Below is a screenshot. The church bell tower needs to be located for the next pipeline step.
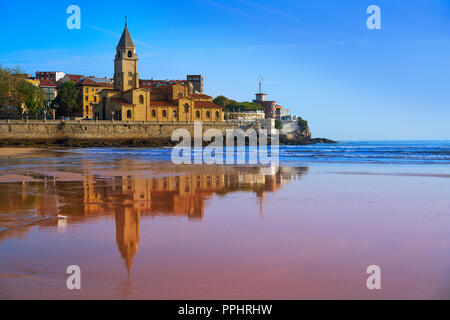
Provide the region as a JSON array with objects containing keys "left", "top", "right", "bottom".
[{"left": 114, "top": 21, "right": 139, "bottom": 92}]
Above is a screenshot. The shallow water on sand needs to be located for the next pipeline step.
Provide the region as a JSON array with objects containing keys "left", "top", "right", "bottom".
[{"left": 0, "top": 147, "right": 449, "bottom": 299}]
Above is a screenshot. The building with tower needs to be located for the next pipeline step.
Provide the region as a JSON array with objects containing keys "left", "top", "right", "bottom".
[
  {"left": 94, "top": 22, "right": 224, "bottom": 122},
  {"left": 253, "top": 78, "right": 291, "bottom": 120}
]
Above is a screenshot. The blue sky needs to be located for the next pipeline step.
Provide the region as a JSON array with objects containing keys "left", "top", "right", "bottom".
[{"left": 1, "top": 0, "right": 449, "bottom": 140}]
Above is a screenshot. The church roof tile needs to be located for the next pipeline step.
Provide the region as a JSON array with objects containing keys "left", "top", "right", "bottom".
[{"left": 117, "top": 24, "right": 135, "bottom": 48}]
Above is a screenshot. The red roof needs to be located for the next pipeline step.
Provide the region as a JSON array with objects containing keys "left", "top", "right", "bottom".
[
  {"left": 66, "top": 74, "right": 84, "bottom": 81},
  {"left": 150, "top": 100, "right": 176, "bottom": 107},
  {"left": 190, "top": 94, "right": 212, "bottom": 99},
  {"left": 77, "top": 78, "right": 113, "bottom": 87},
  {"left": 39, "top": 80, "right": 56, "bottom": 87},
  {"left": 112, "top": 98, "right": 135, "bottom": 106},
  {"left": 194, "top": 101, "right": 222, "bottom": 109}
]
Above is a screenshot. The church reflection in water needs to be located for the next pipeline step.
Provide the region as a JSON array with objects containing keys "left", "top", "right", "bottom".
[{"left": 0, "top": 165, "right": 308, "bottom": 273}]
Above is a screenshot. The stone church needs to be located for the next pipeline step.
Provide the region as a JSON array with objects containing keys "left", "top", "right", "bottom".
[{"left": 94, "top": 23, "right": 224, "bottom": 122}]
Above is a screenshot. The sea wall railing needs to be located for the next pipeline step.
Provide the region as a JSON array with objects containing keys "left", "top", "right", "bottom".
[{"left": 0, "top": 119, "right": 242, "bottom": 125}]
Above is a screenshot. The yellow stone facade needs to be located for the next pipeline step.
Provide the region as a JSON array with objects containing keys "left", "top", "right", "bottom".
[
  {"left": 25, "top": 79, "right": 40, "bottom": 87},
  {"left": 94, "top": 23, "right": 224, "bottom": 122},
  {"left": 78, "top": 80, "right": 113, "bottom": 119}
]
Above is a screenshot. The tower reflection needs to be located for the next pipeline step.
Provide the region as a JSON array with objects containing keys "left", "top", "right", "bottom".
[
  {"left": 115, "top": 207, "right": 140, "bottom": 274},
  {"left": 0, "top": 165, "right": 308, "bottom": 273}
]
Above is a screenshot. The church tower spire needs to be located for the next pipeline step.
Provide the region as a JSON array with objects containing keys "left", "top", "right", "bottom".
[{"left": 114, "top": 21, "right": 139, "bottom": 92}]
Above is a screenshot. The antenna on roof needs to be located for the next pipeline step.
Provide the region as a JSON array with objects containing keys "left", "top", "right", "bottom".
[
  {"left": 258, "top": 75, "right": 264, "bottom": 94},
  {"left": 125, "top": 16, "right": 127, "bottom": 26}
]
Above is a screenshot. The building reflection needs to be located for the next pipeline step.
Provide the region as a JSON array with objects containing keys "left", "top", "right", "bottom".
[{"left": 0, "top": 165, "right": 308, "bottom": 273}]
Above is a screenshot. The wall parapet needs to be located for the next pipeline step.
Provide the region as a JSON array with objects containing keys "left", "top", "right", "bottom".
[{"left": 0, "top": 121, "right": 240, "bottom": 146}]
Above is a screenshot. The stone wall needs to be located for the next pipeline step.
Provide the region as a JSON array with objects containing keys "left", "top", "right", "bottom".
[
  {"left": 0, "top": 120, "right": 240, "bottom": 146},
  {"left": 280, "top": 120, "right": 300, "bottom": 134}
]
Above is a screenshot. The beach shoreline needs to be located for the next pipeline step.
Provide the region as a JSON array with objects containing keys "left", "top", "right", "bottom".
[
  {"left": 0, "top": 137, "right": 337, "bottom": 148},
  {"left": 0, "top": 148, "right": 40, "bottom": 158}
]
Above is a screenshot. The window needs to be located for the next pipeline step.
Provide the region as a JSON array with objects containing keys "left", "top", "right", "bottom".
[
  {"left": 139, "top": 95, "right": 144, "bottom": 104},
  {"left": 206, "top": 111, "right": 211, "bottom": 118},
  {"left": 86, "top": 106, "right": 89, "bottom": 114},
  {"left": 128, "top": 72, "right": 133, "bottom": 77},
  {"left": 178, "top": 93, "right": 183, "bottom": 98},
  {"left": 85, "top": 96, "right": 89, "bottom": 101},
  {"left": 162, "top": 110, "right": 167, "bottom": 117},
  {"left": 85, "top": 88, "right": 89, "bottom": 93},
  {"left": 127, "top": 110, "right": 132, "bottom": 119},
  {"left": 94, "top": 96, "right": 97, "bottom": 102},
  {"left": 216, "top": 111, "right": 220, "bottom": 119},
  {"left": 128, "top": 50, "right": 132, "bottom": 57},
  {"left": 184, "top": 104, "right": 190, "bottom": 113},
  {"left": 151, "top": 110, "right": 156, "bottom": 117},
  {"left": 173, "top": 110, "right": 177, "bottom": 117},
  {"left": 196, "top": 111, "right": 200, "bottom": 118}
]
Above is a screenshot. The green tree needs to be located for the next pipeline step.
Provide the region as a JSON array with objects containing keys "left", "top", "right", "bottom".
[
  {"left": 0, "top": 65, "right": 27, "bottom": 117},
  {"left": 275, "top": 120, "right": 283, "bottom": 130},
  {"left": 16, "top": 80, "right": 42, "bottom": 118},
  {"left": 0, "top": 66, "right": 11, "bottom": 110},
  {"left": 213, "top": 95, "right": 231, "bottom": 108},
  {"left": 214, "top": 95, "right": 264, "bottom": 112},
  {"left": 51, "top": 81, "right": 82, "bottom": 118},
  {"left": 297, "top": 117, "right": 308, "bottom": 129}
]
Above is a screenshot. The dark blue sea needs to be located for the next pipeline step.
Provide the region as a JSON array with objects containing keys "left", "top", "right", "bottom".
[{"left": 68, "top": 141, "right": 450, "bottom": 165}]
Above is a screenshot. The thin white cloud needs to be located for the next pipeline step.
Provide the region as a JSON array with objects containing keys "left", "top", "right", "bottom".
[{"left": 85, "top": 24, "right": 121, "bottom": 38}]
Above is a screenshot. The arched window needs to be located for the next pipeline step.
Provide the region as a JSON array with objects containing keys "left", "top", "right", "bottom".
[
  {"left": 184, "top": 104, "right": 190, "bottom": 113},
  {"left": 173, "top": 110, "right": 177, "bottom": 117},
  {"left": 139, "top": 95, "right": 144, "bottom": 104},
  {"left": 128, "top": 50, "right": 132, "bottom": 57},
  {"left": 206, "top": 111, "right": 211, "bottom": 118},
  {"left": 151, "top": 110, "right": 156, "bottom": 117},
  {"left": 196, "top": 111, "right": 200, "bottom": 118},
  {"left": 162, "top": 110, "right": 167, "bottom": 117},
  {"left": 215, "top": 111, "right": 220, "bottom": 119},
  {"left": 127, "top": 110, "right": 132, "bottom": 119}
]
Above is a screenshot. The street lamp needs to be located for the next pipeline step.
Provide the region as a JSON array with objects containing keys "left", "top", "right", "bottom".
[{"left": 43, "top": 109, "right": 47, "bottom": 123}]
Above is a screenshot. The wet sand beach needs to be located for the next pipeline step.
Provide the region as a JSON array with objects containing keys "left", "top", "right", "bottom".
[
  {"left": 0, "top": 145, "right": 449, "bottom": 300},
  {"left": 0, "top": 148, "right": 39, "bottom": 158}
]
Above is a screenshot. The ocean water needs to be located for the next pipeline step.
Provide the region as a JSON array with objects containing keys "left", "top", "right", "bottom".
[
  {"left": 280, "top": 141, "right": 450, "bottom": 164},
  {"left": 67, "top": 141, "right": 450, "bottom": 165},
  {"left": 1, "top": 141, "right": 450, "bottom": 299}
]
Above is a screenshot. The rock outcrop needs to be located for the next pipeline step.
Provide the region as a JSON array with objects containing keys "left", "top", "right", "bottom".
[{"left": 278, "top": 122, "right": 336, "bottom": 145}]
